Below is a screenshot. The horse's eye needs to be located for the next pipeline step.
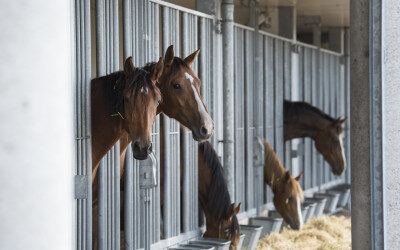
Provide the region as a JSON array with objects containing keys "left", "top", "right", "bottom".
[
  {"left": 157, "top": 98, "right": 161, "bottom": 105},
  {"left": 336, "top": 126, "right": 342, "bottom": 133},
  {"left": 288, "top": 197, "right": 294, "bottom": 203},
  {"left": 173, "top": 83, "right": 181, "bottom": 89}
]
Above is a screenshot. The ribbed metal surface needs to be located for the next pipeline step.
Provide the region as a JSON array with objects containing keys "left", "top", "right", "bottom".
[
  {"left": 122, "top": 1, "right": 161, "bottom": 248},
  {"left": 303, "top": 47, "right": 312, "bottom": 190},
  {"left": 181, "top": 12, "right": 199, "bottom": 233},
  {"left": 283, "top": 42, "right": 292, "bottom": 174},
  {"left": 233, "top": 26, "right": 246, "bottom": 208},
  {"left": 96, "top": 0, "right": 120, "bottom": 249},
  {"left": 274, "top": 40, "right": 284, "bottom": 162},
  {"left": 161, "top": 5, "right": 181, "bottom": 239},
  {"left": 73, "top": 0, "right": 92, "bottom": 249},
  {"left": 263, "top": 36, "right": 274, "bottom": 205}
]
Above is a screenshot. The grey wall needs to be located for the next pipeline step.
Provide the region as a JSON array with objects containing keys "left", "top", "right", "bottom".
[{"left": 0, "top": 1, "right": 74, "bottom": 249}]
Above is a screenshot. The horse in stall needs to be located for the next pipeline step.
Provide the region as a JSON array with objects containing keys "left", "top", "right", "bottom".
[
  {"left": 198, "top": 141, "right": 241, "bottom": 249},
  {"left": 284, "top": 100, "right": 347, "bottom": 175},
  {"left": 119, "top": 45, "right": 214, "bottom": 174},
  {"left": 263, "top": 138, "right": 304, "bottom": 230},
  {"left": 91, "top": 56, "right": 163, "bottom": 245}
]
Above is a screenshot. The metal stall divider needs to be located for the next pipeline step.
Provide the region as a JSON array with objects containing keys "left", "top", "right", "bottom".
[
  {"left": 283, "top": 41, "right": 292, "bottom": 173},
  {"left": 274, "top": 39, "right": 284, "bottom": 168},
  {"left": 253, "top": 32, "right": 265, "bottom": 214},
  {"left": 310, "top": 48, "right": 318, "bottom": 189},
  {"left": 161, "top": 4, "right": 181, "bottom": 240},
  {"left": 263, "top": 35, "right": 275, "bottom": 206},
  {"left": 303, "top": 47, "right": 312, "bottom": 190},
  {"left": 296, "top": 45, "right": 305, "bottom": 186},
  {"left": 96, "top": 0, "right": 120, "bottom": 248},
  {"left": 233, "top": 24, "right": 246, "bottom": 215},
  {"left": 73, "top": 0, "right": 92, "bottom": 249},
  {"left": 181, "top": 11, "right": 199, "bottom": 234},
  {"left": 244, "top": 27, "right": 255, "bottom": 214},
  {"left": 123, "top": 0, "right": 161, "bottom": 248}
]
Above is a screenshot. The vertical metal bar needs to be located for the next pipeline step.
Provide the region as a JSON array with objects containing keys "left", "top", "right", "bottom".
[
  {"left": 222, "top": 0, "right": 235, "bottom": 200},
  {"left": 96, "top": 0, "right": 120, "bottom": 249},
  {"left": 74, "top": 0, "right": 92, "bottom": 249},
  {"left": 303, "top": 48, "right": 312, "bottom": 190},
  {"left": 311, "top": 49, "right": 318, "bottom": 188},
  {"left": 283, "top": 42, "right": 292, "bottom": 174},
  {"left": 274, "top": 40, "right": 284, "bottom": 163}
]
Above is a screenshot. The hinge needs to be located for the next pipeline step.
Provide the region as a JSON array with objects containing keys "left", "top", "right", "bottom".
[
  {"left": 74, "top": 175, "right": 88, "bottom": 199},
  {"left": 291, "top": 44, "right": 300, "bottom": 53}
]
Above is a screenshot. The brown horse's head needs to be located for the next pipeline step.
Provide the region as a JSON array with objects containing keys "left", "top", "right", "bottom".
[
  {"left": 272, "top": 171, "right": 304, "bottom": 230},
  {"left": 157, "top": 45, "right": 214, "bottom": 141},
  {"left": 314, "top": 117, "right": 347, "bottom": 175},
  {"left": 120, "top": 57, "right": 162, "bottom": 160},
  {"left": 204, "top": 203, "right": 241, "bottom": 249}
]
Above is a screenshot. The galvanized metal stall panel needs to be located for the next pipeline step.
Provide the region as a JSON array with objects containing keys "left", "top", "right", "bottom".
[
  {"left": 73, "top": 0, "right": 92, "bottom": 249},
  {"left": 302, "top": 47, "right": 313, "bottom": 190},
  {"left": 274, "top": 39, "right": 284, "bottom": 164},
  {"left": 244, "top": 29, "right": 255, "bottom": 211},
  {"left": 233, "top": 26, "right": 246, "bottom": 209},
  {"left": 161, "top": 4, "right": 181, "bottom": 239},
  {"left": 181, "top": 11, "right": 199, "bottom": 234},
  {"left": 263, "top": 36, "right": 275, "bottom": 205},
  {"left": 296, "top": 46, "right": 305, "bottom": 186},
  {"left": 283, "top": 42, "right": 292, "bottom": 174},
  {"left": 95, "top": 0, "right": 120, "bottom": 249},
  {"left": 123, "top": 0, "right": 161, "bottom": 248}
]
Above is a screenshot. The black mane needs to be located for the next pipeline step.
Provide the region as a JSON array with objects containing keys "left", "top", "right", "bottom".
[
  {"left": 95, "top": 67, "right": 156, "bottom": 116},
  {"left": 284, "top": 99, "right": 336, "bottom": 123},
  {"left": 199, "top": 141, "right": 239, "bottom": 233}
]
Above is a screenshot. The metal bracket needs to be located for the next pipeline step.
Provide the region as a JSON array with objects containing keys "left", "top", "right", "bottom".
[
  {"left": 74, "top": 175, "right": 88, "bottom": 199},
  {"left": 253, "top": 137, "right": 265, "bottom": 167},
  {"left": 291, "top": 44, "right": 300, "bottom": 53},
  {"left": 139, "top": 152, "right": 158, "bottom": 189},
  {"left": 215, "top": 20, "right": 222, "bottom": 34}
]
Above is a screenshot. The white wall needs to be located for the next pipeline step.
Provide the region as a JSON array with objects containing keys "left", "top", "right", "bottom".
[{"left": 0, "top": 1, "right": 74, "bottom": 249}]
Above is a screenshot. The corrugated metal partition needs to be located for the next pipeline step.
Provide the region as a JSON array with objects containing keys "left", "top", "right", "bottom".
[
  {"left": 181, "top": 11, "right": 199, "bottom": 234},
  {"left": 123, "top": 0, "right": 161, "bottom": 248},
  {"left": 96, "top": 1, "right": 121, "bottom": 249},
  {"left": 73, "top": 0, "right": 92, "bottom": 249},
  {"left": 73, "top": 0, "right": 351, "bottom": 247}
]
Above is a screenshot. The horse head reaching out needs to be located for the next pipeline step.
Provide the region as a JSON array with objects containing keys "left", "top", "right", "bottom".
[
  {"left": 263, "top": 138, "right": 304, "bottom": 230},
  {"left": 313, "top": 117, "right": 347, "bottom": 175},
  {"left": 119, "top": 57, "right": 163, "bottom": 160},
  {"left": 271, "top": 171, "right": 304, "bottom": 230},
  {"left": 154, "top": 45, "right": 214, "bottom": 141}
]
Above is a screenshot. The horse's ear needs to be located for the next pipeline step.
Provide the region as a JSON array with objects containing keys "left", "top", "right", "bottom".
[
  {"left": 226, "top": 203, "right": 235, "bottom": 219},
  {"left": 124, "top": 57, "right": 135, "bottom": 77},
  {"left": 164, "top": 45, "right": 174, "bottom": 66},
  {"left": 151, "top": 57, "right": 164, "bottom": 82},
  {"left": 339, "top": 117, "right": 347, "bottom": 124},
  {"left": 234, "top": 203, "right": 241, "bottom": 214},
  {"left": 184, "top": 49, "right": 200, "bottom": 66},
  {"left": 284, "top": 171, "right": 291, "bottom": 183},
  {"left": 295, "top": 172, "right": 303, "bottom": 182}
]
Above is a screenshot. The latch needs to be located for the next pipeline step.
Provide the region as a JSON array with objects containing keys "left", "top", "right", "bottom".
[{"left": 139, "top": 152, "right": 158, "bottom": 189}]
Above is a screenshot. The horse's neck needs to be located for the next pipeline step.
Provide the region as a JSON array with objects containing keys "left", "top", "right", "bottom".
[
  {"left": 264, "top": 145, "right": 286, "bottom": 188},
  {"left": 198, "top": 156, "right": 220, "bottom": 231},
  {"left": 91, "top": 76, "right": 125, "bottom": 168},
  {"left": 284, "top": 102, "right": 329, "bottom": 141}
]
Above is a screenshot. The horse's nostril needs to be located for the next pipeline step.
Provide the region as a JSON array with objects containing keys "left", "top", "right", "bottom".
[
  {"left": 133, "top": 141, "right": 140, "bottom": 150},
  {"left": 200, "top": 125, "right": 208, "bottom": 137}
]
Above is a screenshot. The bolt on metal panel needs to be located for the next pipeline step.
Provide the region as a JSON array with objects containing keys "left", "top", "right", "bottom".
[{"left": 73, "top": 0, "right": 93, "bottom": 249}]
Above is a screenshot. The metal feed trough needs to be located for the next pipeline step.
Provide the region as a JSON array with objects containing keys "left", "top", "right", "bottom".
[
  {"left": 249, "top": 217, "right": 283, "bottom": 237},
  {"left": 72, "top": 0, "right": 350, "bottom": 249}
]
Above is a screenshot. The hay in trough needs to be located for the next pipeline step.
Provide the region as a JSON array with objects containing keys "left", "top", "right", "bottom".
[{"left": 257, "top": 215, "right": 351, "bottom": 250}]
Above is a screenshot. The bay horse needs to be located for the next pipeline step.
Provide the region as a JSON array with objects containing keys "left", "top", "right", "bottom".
[
  {"left": 119, "top": 45, "right": 214, "bottom": 180},
  {"left": 91, "top": 57, "right": 163, "bottom": 246},
  {"left": 198, "top": 141, "right": 241, "bottom": 249},
  {"left": 284, "top": 100, "right": 347, "bottom": 175},
  {"left": 263, "top": 138, "right": 304, "bottom": 230}
]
